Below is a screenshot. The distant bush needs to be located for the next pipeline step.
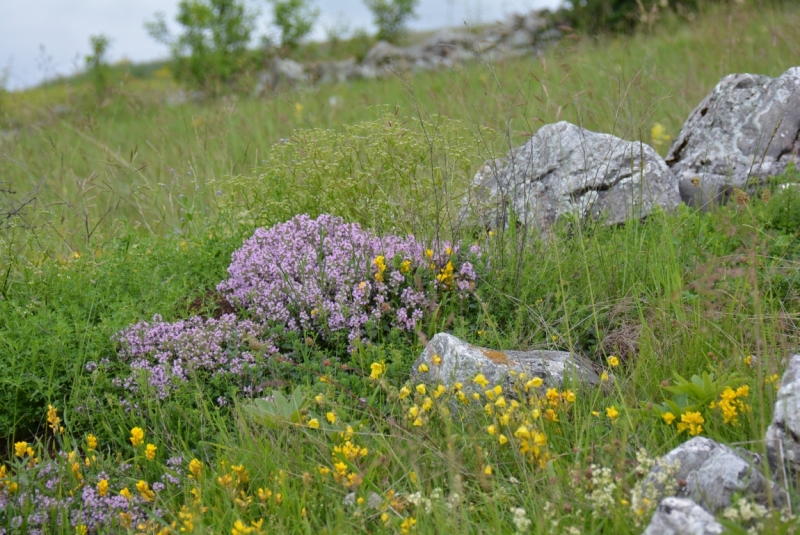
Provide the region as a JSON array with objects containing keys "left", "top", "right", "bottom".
[
  {"left": 558, "top": 0, "right": 712, "bottom": 34},
  {"left": 223, "top": 114, "right": 491, "bottom": 235},
  {"left": 145, "top": 0, "right": 256, "bottom": 92},
  {"left": 268, "top": 0, "right": 320, "bottom": 51},
  {"left": 85, "top": 34, "right": 113, "bottom": 100},
  {"left": 363, "top": 0, "right": 419, "bottom": 43}
]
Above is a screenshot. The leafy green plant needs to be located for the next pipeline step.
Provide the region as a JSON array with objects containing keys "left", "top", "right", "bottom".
[
  {"left": 268, "top": 0, "right": 319, "bottom": 51},
  {"left": 145, "top": 0, "right": 255, "bottom": 92},
  {"left": 654, "top": 371, "right": 741, "bottom": 417},
  {"left": 363, "top": 0, "right": 419, "bottom": 43},
  {"left": 85, "top": 34, "right": 112, "bottom": 101}
]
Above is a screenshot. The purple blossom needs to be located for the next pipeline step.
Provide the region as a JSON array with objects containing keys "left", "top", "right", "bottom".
[{"left": 217, "top": 214, "right": 479, "bottom": 351}]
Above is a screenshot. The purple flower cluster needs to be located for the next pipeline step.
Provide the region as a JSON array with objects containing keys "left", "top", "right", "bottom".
[
  {"left": 217, "top": 214, "right": 479, "bottom": 349},
  {"left": 0, "top": 458, "right": 164, "bottom": 535},
  {"left": 113, "top": 214, "right": 480, "bottom": 397},
  {"left": 115, "top": 314, "right": 276, "bottom": 399}
]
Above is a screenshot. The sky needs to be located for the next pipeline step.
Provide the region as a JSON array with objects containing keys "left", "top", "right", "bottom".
[{"left": 1, "top": 0, "right": 561, "bottom": 90}]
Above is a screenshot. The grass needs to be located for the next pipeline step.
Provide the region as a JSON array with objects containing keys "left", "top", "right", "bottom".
[{"left": 2, "top": 1, "right": 800, "bottom": 533}]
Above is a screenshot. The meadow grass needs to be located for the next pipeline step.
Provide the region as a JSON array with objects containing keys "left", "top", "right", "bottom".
[{"left": 2, "top": 2, "right": 800, "bottom": 533}]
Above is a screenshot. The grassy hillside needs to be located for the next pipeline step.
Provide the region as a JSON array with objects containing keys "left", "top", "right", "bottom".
[{"left": 1, "top": 2, "right": 800, "bottom": 534}]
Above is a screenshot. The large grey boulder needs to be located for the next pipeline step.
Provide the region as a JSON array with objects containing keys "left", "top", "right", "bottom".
[
  {"left": 410, "top": 333, "right": 599, "bottom": 393},
  {"left": 766, "top": 354, "right": 800, "bottom": 485},
  {"left": 467, "top": 121, "right": 681, "bottom": 231},
  {"left": 643, "top": 497, "right": 723, "bottom": 535},
  {"left": 640, "top": 436, "right": 785, "bottom": 512},
  {"left": 667, "top": 67, "right": 800, "bottom": 201}
]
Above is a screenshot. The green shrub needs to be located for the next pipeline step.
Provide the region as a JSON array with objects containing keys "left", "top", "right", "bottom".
[
  {"left": 223, "top": 114, "right": 494, "bottom": 237},
  {"left": 85, "top": 34, "right": 113, "bottom": 101},
  {"left": 363, "top": 0, "right": 419, "bottom": 43},
  {"left": 145, "top": 0, "right": 256, "bottom": 92},
  {"left": 268, "top": 0, "right": 319, "bottom": 51}
]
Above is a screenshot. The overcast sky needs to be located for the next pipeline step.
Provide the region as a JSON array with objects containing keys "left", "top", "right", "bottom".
[{"left": 1, "top": 0, "right": 561, "bottom": 90}]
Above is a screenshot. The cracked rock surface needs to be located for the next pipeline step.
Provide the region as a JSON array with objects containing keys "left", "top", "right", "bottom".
[
  {"left": 643, "top": 497, "right": 724, "bottom": 535},
  {"left": 640, "top": 436, "right": 785, "bottom": 512},
  {"left": 410, "top": 333, "right": 599, "bottom": 394},
  {"left": 667, "top": 67, "right": 800, "bottom": 199},
  {"left": 466, "top": 121, "right": 680, "bottom": 232},
  {"left": 766, "top": 354, "right": 800, "bottom": 485}
]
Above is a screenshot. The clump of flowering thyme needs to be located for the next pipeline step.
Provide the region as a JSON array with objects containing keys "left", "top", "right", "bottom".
[{"left": 217, "top": 214, "right": 480, "bottom": 351}]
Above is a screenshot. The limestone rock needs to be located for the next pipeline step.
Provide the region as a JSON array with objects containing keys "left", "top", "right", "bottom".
[
  {"left": 467, "top": 121, "right": 681, "bottom": 231},
  {"left": 410, "top": 333, "right": 599, "bottom": 393},
  {"left": 766, "top": 354, "right": 800, "bottom": 485},
  {"left": 667, "top": 67, "right": 800, "bottom": 196},
  {"left": 643, "top": 497, "right": 723, "bottom": 535},
  {"left": 363, "top": 41, "right": 408, "bottom": 65},
  {"left": 640, "top": 436, "right": 785, "bottom": 512}
]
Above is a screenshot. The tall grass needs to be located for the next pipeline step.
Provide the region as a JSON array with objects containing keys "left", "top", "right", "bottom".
[{"left": 1, "top": 2, "right": 800, "bottom": 533}]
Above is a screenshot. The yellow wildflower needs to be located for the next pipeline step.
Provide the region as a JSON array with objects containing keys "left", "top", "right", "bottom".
[
  {"left": 118, "top": 512, "right": 133, "bottom": 528},
  {"left": 650, "top": 123, "right": 672, "bottom": 147},
  {"left": 606, "top": 406, "right": 620, "bottom": 420},
  {"left": 47, "top": 405, "right": 61, "bottom": 432},
  {"left": 487, "top": 424, "right": 497, "bottom": 436},
  {"left": 370, "top": 362, "right": 386, "bottom": 380},
  {"left": 399, "top": 386, "right": 411, "bottom": 399},
  {"left": 677, "top": 411, "right": 704, "bottom": 436},
  {"left": 136, "top": 480, "right": 155, "bottom": 502},
  {"left": 600, "top": 372, "right": 609, "bottom": 382},
  {"left": 432, "top": 353, "right": 442, "bottom": 366},
  {"left": 120, "top": 487, "right": 132, "bottom": 499},
  {"left": 525, "top": 377, "right": 544, "bottom": 390},
  {"left": 130, "top": 427, "right": 145, "bottom": 447},
  {"left": 400, "top": 260, "right": 412, "bottom": 273},
  {"left": 483, "top": 465, "right": 493, "bottom": 476},
  {"left": 97, "top": 479, "right": 109, "bottom": 497},
  {"left": 415, "top": 384, "right": 426, "bottom": 395},
  {"left": 231, "top": 520, "right": 255, "bottom": 535},
  {"left": 421, "top": 397, "right": 433, "bottom": 411},
  {"left": 189, "top": 458, "right": 203, "bottom": 478},
  {"left": 14, "top": 442, "right": 28, "bottom": 457},
  {"left": 607, "top": 356, "right": 620, "bottom": 367},
  {"left": 326, "top": 411, "right": 337, "bottom": 424},
  {"left": 418, "top": 363, "right": 429, "bottom": 373},
  {"left": 498, "top": 434, "right": 508, "bottom": 445},
  {"left": 145, "top": 443, "right": 157, "bottom": 461},
  {"left": 473, "top": 374, "right": 489, "bottom": 388},
  {"left": 401, "top": 517, "right": 417, "bottom": 534},
  {"left": 308, "top": 418, "right": 320, "bottom": 429},
  {"left": 433, "top": 385, "right": 446, "bottom": 399},
  {"left": 662, "top": 412, "right": 676, "bottom": 425},
  {"left": 76, "top": 525, "right": 87, "bottom": 535},
  {"left": 86, "top": 434, "right": 98, "bottom": 451}
]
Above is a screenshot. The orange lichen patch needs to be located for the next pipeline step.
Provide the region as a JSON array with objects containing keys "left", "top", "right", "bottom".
[{"left": 480, "top": 349, "right": 510, "bottom": 365}]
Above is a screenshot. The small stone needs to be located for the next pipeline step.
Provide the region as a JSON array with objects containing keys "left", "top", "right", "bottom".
[
  {"left": 410, "top": 333, "right": 599, "bottom": 393},
  {"left": 640, "top": 436, "right": 786, "bottom": 512},
  {"left": 643, "top": 497, "right": 723, "bottom": 535}
]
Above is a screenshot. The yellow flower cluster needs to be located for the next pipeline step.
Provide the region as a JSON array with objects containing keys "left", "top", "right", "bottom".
[
  {"left": 373, "top": 255, "right": 387, "bottom": 283},
  {"left": 677, "top": 411, "right": 705, "bottom": 436},
  {"left": 370, "top": 361, "right": 386, "bottom": 380},
  {"left": 435, "top": 261, "right": 454, "bottom": 288},
  {"left": 711, "top": 385, "right": 750, "bottom": 425}
]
